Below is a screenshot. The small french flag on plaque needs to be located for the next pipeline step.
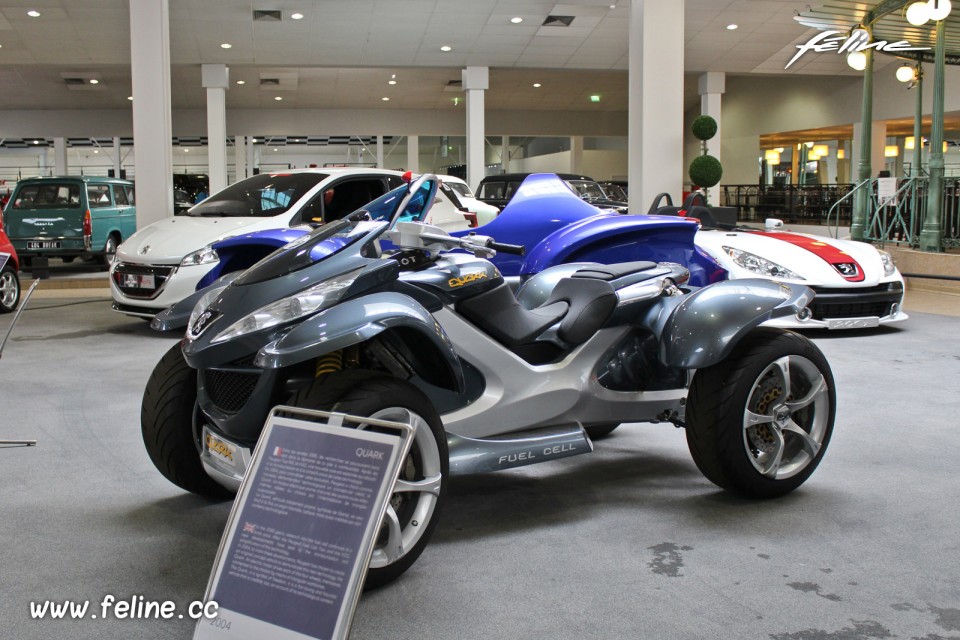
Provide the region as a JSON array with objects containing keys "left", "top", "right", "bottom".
[{"left": 273, "top": 446, "right": 282, "bottom": 457}]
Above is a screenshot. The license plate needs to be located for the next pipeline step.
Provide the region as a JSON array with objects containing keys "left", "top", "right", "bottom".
[
  {"left": 204, "top": 430, "right": 239, "bottom": 470},
  {"left": 26, "top": 241, "right": 61, "bottom": 249},
  {"left": 121, "top": 273, "right": 155, "bottom": 289},
  {"left": 827, "top": 317, "right": 880, "bottom": 330}
]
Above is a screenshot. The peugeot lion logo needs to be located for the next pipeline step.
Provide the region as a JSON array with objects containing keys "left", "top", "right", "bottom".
[
  {"left": 139, "top": 245, "right": 151, "bottom": 255},
  {"left": 190, "top": 310, "right": 220, "bottom": 338}
]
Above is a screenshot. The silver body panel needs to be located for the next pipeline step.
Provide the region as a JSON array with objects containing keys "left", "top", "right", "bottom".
[{"left": 434, "top": 307, "right": 686, "bottom": 439}]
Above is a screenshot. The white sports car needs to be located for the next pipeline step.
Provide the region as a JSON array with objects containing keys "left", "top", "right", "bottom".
[
  {"left": 694, "top": 216, "right": 907, "bottom": 330},
  {"left": 111, "top": 168, "right": 473, "bottom": 318}
]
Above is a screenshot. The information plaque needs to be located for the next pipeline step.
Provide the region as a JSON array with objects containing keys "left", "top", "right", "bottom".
[{"left": 194, "top": 407, "right": 414, "bottom": 640}]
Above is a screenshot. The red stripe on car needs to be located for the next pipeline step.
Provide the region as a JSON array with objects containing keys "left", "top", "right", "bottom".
[{"left": 749, "top": 231, "right": 865, "bottom": 282}]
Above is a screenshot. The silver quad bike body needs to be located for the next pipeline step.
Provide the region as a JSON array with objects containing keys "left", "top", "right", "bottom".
[{"left": 143, "top": 175, "right": 836, "bottom": 588}]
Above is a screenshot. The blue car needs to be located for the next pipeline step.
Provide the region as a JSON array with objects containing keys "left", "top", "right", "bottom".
[{"left": 197, "top": 173, "right": 725, "bottom": 291}]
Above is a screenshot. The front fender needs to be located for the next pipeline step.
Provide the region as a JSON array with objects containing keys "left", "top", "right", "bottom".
[
  {"left": 149, "top": 271, "right": 243, "bottom": 332},
  {"left": 660, "top": 279, "right": 814, "bottom": 369},
  {"left": 255, "top": 292, "right": 464, "bottom": 392},
  {"left": 520, "top": 214, "right": 725, "bottom": 287}
]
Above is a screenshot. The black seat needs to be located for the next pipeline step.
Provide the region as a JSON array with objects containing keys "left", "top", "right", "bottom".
[
  {"left": 457, "top": 278, "right": 617, "bottom": 351},
  {"left": 571, "top": 261, "right": 658, "bottom": 281}
]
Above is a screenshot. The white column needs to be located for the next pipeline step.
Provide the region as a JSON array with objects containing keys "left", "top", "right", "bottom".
[
  {"left": 570, "top": 136, "right": 584, "bottom": 175},
  {"left": 462, "top": 66, "right": 489, "bottom": 191},
  {"left": 406, "top": 135, "right": 419, "bottom": 173},
  {"left": 112, "top": 137, "right": 122, "bottom": 178},
  {"left": 130, "top": 0, "right": 173, "bottom": 226},
  {"left": 247, "top": 136, "right": 257, "bottom": 175},
  {"left": 501, "top": 135, "right": 510, "bottom": 174},
  {"left": 698, "top": 71, "right": 725, "bottom": 204},
  {"left": 38, "top": 147, "right": 49, "bottom": 176},
  {"left": 202, "top": 63, "right": 229, "bottom": 194},
  {"left": 235, "top": 135, "right": 247, "bottom": 182},
  {"left": 376, "top": 135, "right": 384, "bottom": 168},
  {"left": 53, "top": 138, "right": 68, "bottom": 175},
  {"left": 628, "top": 0, "right": 684, "bottom": 214}
]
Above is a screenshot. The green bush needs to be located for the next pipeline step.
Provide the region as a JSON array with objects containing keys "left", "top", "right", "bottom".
[
  {"left": 692, "top": 115, "right": 718, "bottom": 142},
  {"left": 689, "top": 154, "right": 723, "bottom": 188}
]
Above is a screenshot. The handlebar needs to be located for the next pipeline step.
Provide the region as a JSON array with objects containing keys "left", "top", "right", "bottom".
[{"left": 486, "top": 241, "right": 525, "bottom": 256}]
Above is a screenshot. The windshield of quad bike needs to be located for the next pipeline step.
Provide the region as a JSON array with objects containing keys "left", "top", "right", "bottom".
[{"left": 232, "top": 176, "right": 438, "bottom": 285}]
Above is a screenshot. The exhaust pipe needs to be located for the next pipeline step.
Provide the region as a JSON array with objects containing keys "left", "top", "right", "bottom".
[{"left": 447, "top": 424, "right": 593, "bottom": 475}]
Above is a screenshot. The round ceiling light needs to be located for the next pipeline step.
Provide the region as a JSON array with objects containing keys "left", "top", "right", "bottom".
[
  {"left": 846, "top": 50, "right": 868, "bottom": 71},
  {"left": 220, "top": 43, "right": 232, "bottom": 49},
  {"left": 274, "top": 96, "right": 283, "bottom": 101},
  {"left": 896, "top": 64, "right": 916, "bottom": 82},
  {"left": 906, "top": 1, "right": 931, "bottom": 25},
  {"left": 236, "top": 80, "right": 245, "bottom": 85},
  {"left": 291, "top": 12, "right": 304, "bottom": 20},
  {"left": 440, "top": 45, "right": 452, "bottom": 52},
  {"left": 533, "top": 83, "right": 541, "bottom": 88},
  {"left": 928, "top": 0, "right": 952, "bottom": 21},
  {"left": 89, "top": 79, "right": 99, "bottom": 85},
  {"left": 388, "top": 79, "right": 397, "bottom": 85},
  {"left": 382, "top": 96, "right": 390, "bottom": 101},
  {"left": 726, "top": 24, "right": 738, "bottom": 30},
  {"left": 510, "top": 16, "right": 523, "bottom": 23},
  {"left": 127, "top": 96, "right": 133, "bottom": 101},
  {"left": 27, "top": 10, "right": 40, "bottom": 17}
]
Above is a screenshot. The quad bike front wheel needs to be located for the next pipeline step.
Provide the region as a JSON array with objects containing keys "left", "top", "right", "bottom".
[
  {"left": 685, "top": 328, "right": 835, "bottom": 498},
  {"left": 287, "top": 371, "right": 448, "bottom": 590},
  {"left": 141, "top": 343, "right": 235, "bottom": 500}
]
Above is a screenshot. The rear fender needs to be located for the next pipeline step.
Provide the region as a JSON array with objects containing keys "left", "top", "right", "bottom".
[
  {"left": 659, "top": 279, "right": 814, "bottom": 369},
  {"left": 255, "top": 292, "right": 464, "bottom": 392},
  {"left": 521, "top": 215, "right": 725, "bottom": 287}
]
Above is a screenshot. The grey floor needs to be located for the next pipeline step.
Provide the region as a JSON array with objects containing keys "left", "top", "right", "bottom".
[{"left": 2, "top": 297, "right": 959, "bottom": 640}]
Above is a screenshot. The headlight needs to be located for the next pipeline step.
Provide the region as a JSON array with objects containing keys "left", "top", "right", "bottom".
[
  {"left": 186, "top": 285, "right": 230, "bottom": 340},
  {"left": 878, "top": 250, "right": 897, "bottom": 276},
  {"left": 181, "top": 245, "right": 219, "bottom": 267},
  {"left": 722, "top": 246, "right": 805, "bottom": 280},
  {"left": 211, "top": 268, "right": 361, "bottom": 343}
]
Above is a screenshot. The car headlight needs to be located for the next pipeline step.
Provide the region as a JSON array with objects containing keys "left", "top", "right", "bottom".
[
  {"left": 722, "top": 246, "right": 805, "bottom": 280},
  {"left": 211, "top": 268, "right": 361, "bottom": 343},
  {"left": 181, "top": 245, "right": 219, "bottom": 267},
  {"left": 185, "top": 285, "right": 230, "bottom": 340},
  {"left": 878, "top": 250, "right": 897, "bottom": 276}
]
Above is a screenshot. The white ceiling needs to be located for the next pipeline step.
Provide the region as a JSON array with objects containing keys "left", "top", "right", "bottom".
[{"left": 0, "top": 0, "right": 892, "bottom": 112}]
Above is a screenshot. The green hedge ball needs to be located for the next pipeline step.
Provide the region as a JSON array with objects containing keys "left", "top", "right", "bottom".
[
  {"left": 689, "top": 154, "right": 723, "bottom": 188},
  {"left": 692, "top": 115, "right": 718, "bottom": 141}
]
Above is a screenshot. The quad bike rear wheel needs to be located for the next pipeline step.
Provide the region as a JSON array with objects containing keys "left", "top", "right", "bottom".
[
  {"left": 685, "top": 328, "right": 835, "bottom": 498},
  {"left": 287, "top": 370, "right": 447, "bottom": 589}
]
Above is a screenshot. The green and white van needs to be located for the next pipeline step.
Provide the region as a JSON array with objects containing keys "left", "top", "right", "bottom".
[{"left": 3, "top": 176, "right": 136, "bottom": 266}]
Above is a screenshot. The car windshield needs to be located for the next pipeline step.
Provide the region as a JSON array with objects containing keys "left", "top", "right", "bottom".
[
  {"left": 11, "top": 183, "right": 82, "bottom": 209},
  {"left": 567, "top": 180, "right": 607, "bottom": 200},
  {"left": 186, "top": 173, "right": 328, "bottom": 218}
]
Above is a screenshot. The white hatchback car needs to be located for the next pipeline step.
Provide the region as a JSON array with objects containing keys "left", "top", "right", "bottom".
[
  {"left": 440, "top": 175, "right": 499, "bottom": 226},
  {"left": 111, "top": 168, "right": 408, "bottom": 318}
]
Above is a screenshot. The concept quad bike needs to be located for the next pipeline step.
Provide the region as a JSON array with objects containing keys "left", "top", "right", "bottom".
[{"left": 142, "top": 175, "right": 836, "bottom": 588}]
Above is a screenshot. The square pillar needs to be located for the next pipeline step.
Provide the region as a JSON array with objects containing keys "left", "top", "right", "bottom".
[
  {"left": 462, "top": 66, "right": 489, "bottom": 191},
  {"left": 202, "top": 63, "right": 229, "bottom": 194},
  {"left": 570, "top": 136, "right": 584, "bottom": 175},
  {"left": 235, "top": 135, "right": 247, "bottom": 182},
  {"left": 698, "top": 71, "right": 725, "bottom": 203},
  {"left": 406, "top": 135, "right": 419, "bottom": 173}
]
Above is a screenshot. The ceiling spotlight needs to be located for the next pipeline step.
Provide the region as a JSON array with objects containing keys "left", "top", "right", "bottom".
[
  {"left": 236, "top": 80, "right": 246, "bottom": 85},
  {"left": 127, "top": 95, "right": 133, "bottom": 101},
  {"left": 33, "top": 140, "right": 40, "bottom": 144},
  {"left": 273, "top": 148, "right": 279, "bottom": 152},
  {"left": 590, "top": 95, "right": 601, "bottom": 102},
  {"left": 388, "top": 80, "right": 397, "bottom": 85},
  {"left": 928, "top": 0, "right": 952, "bottom": 21},
  {"left": 89, "top": 79, "right": 99, "bottom": 85},
  {"left": 726, "top": 23, "right": 738, "bottom": 30},
  {"left": 220, "top": 43, "right": 232, "bottom": 49},
  {"left": 184, "top": 148, "right": 190, "bottom": 152},
  {"left": 274, "top": 96, "right": 283, "bottom": 101},
  {"left": 510, "top": 16, "right": 523, "bottom": 23},
  {"left": 906, "top": 1, "right": 931, "bottom": 25},
  {"left": 609, "top": 3, "right": 616, "bottom": 8},
  {"left": 382, "top": 96, "right": 390, "bottom": 101},
  {"left": 93, "top": 149, "right": 99, "bottom": 154},
  {"left": 291, "top": 12, "right": 304, "bottom": 20},
  {"left": 27, "top": 10, "right": 40, "bottom": 17},
  {"left": 533, "top": 83, "right": 542, "bottom": 88},
  {"left": 846, "top": 50, "right": 867, "bottom": 71},
  {"left": 440, "top": 45, "right": 452, "bottom": 52},
  {"left": 897, "top": 64, "right": 916, "bottom": 82}
]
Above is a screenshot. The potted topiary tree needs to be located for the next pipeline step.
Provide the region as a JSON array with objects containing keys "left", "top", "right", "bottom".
[{"left": 686, "top": 115, "right": 736, "bottom": 226}]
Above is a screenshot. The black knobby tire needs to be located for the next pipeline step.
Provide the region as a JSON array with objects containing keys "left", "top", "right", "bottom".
[
  {"left": 287, "top": 370, "right": 448, "bottom": 589},
  {"left": 685, "top": 328, "right": 835, "bottom": 499},
  {"left": 0, "top": 265, "right": 20, "bottom": 313},
  {"left": 141, "top": 343, "right": 235, "bottom": 500}
]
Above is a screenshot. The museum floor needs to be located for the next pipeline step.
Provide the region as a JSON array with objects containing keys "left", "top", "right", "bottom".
[{"left": 2, "top": 285, "right": 959, "bottom": 639}]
